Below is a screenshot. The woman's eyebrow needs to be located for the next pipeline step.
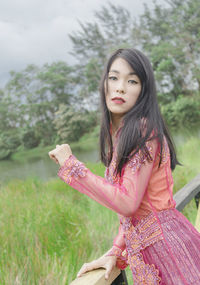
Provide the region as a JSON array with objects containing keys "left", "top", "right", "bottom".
[{"left": 109, "top": 70, "right": 137, "bottom": 75}]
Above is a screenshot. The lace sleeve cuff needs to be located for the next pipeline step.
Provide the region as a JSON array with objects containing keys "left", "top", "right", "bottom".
[
  {"left": 58, "top": 155, "right": 88, "bottom": 185},
  {"left": 105, "top": 246, "right": 128, "bottom": 270}
]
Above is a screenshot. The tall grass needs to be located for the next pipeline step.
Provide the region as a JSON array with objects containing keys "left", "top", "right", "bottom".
[
  {"left": 173, "top": 136, "right": 200, "bottom": 224},
  {"left": 0, "top": 136, "right": 199, "bottom": 284},
  {"left": 0, "top": 164, "right": 118, "bottom": 284}
]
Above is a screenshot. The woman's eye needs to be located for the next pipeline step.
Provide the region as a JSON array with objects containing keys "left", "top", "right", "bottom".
[
  {"left": 128, "top": 80, "right": 138, "bottom": 84},
  {"left": 108, "top": 76, "right": 117, "bottom": 81}
]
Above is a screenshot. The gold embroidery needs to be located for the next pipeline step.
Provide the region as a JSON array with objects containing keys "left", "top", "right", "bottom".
[{"left": 121, "top": 212, "right": 163, "bottom": 284}]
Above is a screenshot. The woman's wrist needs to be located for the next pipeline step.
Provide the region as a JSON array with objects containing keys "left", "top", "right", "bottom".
[
  {"left": 105, "top": 245, "right": 123, "bottom": 258},
  {"left": 59, "top": 153, "right": 72, "bottom": 167},
  {"left": 58, "top": 155, "right": 87, "bottom": 185}
]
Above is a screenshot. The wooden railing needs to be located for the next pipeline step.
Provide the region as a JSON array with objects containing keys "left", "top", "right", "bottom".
[
  {"left": 70, "top": 173, "right": 200, "bottom": 285},
  {"left": 70, "top": 268, "right": 127, "bottom": 285}
]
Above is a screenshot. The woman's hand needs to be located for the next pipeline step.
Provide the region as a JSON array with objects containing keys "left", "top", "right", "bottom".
[
  {"left": 77, "top": 255, "right": 117, "bottom": 280},
  {"left": 48, "top": 144, "right": 72, "bottom": 167}
]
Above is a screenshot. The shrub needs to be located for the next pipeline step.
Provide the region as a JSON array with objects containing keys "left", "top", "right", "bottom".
[
  {"left": 161, "top": 96, "right": 200, "bottom": 129},
  {"left": 22, "top": 129, "right": 40, "bottom": 149},
  {"left": 54, "top": 105, "right": 97, "bottom": 143},
  {"left": 0, "top": 130, "right": 21, "bottom": 159}
]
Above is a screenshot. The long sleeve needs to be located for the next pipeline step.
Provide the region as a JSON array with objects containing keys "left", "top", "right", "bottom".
[
  {"left": 113, "top": 222, "right": 126, "bottom": 250},
  {"left": 58, "top": 139, "right": 158, "bottom": 217}
]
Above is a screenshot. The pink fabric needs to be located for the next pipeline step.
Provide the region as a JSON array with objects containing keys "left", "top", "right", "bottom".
[
  {"left": 113, "top": 223, "right": 126, "bottom": 251},
  {"left": 57, "top": 128, "right": 200, "bottom": 284},
  {"left": 58, "top": 138, "right": 157, "bottom": 217},
  {"left": 140, "top": 209, "right": 200, "bottom": 284}
]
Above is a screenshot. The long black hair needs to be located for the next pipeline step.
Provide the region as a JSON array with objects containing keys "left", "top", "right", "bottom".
[{"left": 99, "top": 48, "right": 179, "bottom": 175}]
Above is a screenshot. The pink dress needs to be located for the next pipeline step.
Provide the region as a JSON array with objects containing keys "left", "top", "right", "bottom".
[{"left": 58, "top": 128, "right": 200, "bottom": 284}]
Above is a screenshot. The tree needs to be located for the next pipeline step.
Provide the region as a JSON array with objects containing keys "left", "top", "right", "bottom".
[
  {"left": 53, "top": 104, "right": 97, "bottom": 143},
  {"left": 4, "top": 61, "right": 77, "bottom": 147},
  {"left": 138, "top": 0, "right": 200, "bottom": 100},
  {"left": 69, "top": 3, "right": 134, "bottom": 64},
  {"left": 37, "top": 61, "right": 75, "bottom": 106},
  {"left": 68, "top": 3, "right": 138, "bottom": 105},
  {"left": 69, "top": 0, "right": 200, "bottom": 103},
  {"left": 0, "top": 131, "right": 21, "bottom": 160}
]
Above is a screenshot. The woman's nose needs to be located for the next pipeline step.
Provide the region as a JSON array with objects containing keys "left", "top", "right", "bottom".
[
  {"left": 116, "top": 82, "right": 125, "bottom": 94},
  {"left": 116, "top": 88, "right": 125, "bottom": 94}
]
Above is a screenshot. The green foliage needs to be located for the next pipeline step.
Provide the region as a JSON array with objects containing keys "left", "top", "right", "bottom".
[
  {"left": 37, "top": 61, "right": 74, "bottom": 105},
  {"left": 162, "top": 96, "right": 200, "bottom": 129},
  {"left": 84, "top": 58, "right": 102, "bottom": 93},
  {"left": 0, "top": 130, "right": 21, "bottom": 160},
  {"left": 140, "top": 0, "right": 200, "bottom": 97},
  {"left": 0, "top": 90, "right": 21, "bottom": 130},
  {"left": 69, "top": 3, "right": 133, "bottom": 64},
  {"left": 22, "top": 129, "right": 40, "bottom": 149},
  {"left": 54, "top": 104, "right": 97, "bottom": 143},
  {"left": 0, "top": 61, "right": 79, "bottom": 156},
  {"left": 34, "top": 120, "right": 56, "bottom": 147}
]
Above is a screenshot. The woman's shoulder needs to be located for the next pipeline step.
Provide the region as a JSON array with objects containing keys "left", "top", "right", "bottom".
[
  {"left": 125, "top": 132, "right": 171, "bottom": 174},
  {"left": 125, "top": 140, "right": 155, "bottom": 175}
]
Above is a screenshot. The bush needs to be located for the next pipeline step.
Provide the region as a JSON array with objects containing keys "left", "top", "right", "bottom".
[
  {"left": 161, "top": 96, "right": 200, "bottom": 129},
  {"left": 54, "top": 105, "right": 97, "bottom": 143},
  {"left": 0, "top": 130, "right": 21, "bottom": 160},
  {"left": 33, "top": 121, "right": 56, "bottom": 147},
  {"left": 22, "top": 129, "right": 40, "bottom": 149}
]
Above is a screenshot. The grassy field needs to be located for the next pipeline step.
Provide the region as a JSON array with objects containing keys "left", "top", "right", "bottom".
[
  {"left": 0, "top": 135, "right": 199, "bottom": 284},
  {"left": 173, "top": 136, "right": 200, "bottom": 224},
  {"left": 0, "top": 163, "right": 118, "bottom": 284}
]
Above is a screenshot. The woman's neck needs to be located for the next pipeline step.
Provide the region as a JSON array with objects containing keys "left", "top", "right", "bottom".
[{"left": 111, "top": 115, "right": 123, "bottom": 136}]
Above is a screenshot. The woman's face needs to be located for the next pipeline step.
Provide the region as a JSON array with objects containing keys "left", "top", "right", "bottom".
[{"left": 105, "top": 57, "right": 142, "bottom": 121}]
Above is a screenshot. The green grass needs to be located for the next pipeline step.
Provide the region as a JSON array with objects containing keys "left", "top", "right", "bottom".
[
  {"left": 173, "top": 136, "right": 200, "bottom": 224},
  {"left": 0, "top": 165, "right": 118, "bottom": 284},
  {"left": 1, "top": 135, "right": 199, "bottom": 284}
]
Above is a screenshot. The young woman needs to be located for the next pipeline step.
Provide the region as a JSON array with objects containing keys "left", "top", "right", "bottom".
[{"left": 49, "top": 48, "right": 200, "bottom": 284}]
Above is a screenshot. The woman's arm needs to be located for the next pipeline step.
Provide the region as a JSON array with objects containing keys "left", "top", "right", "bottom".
[
  {"left": 57, "top": 139, "right": 158, "bottom": 217},
  {"left": 113, "top": 223, "right": 126, "bottom": 251},
  {"left": 105, "top": 222, "right": 128, "bottom": 270}
]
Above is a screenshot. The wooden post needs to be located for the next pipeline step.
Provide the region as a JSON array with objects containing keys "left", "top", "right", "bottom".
[
  {"left": 195, "top": 201, "right": 200, "bottom": 232},
  {"left": 174, "top": 174, "right": 200, "bottom": 211}
]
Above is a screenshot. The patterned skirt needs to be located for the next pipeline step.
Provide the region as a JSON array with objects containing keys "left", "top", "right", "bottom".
[{"left": 121, "top": 208, "right": 200, "bottom": 285}]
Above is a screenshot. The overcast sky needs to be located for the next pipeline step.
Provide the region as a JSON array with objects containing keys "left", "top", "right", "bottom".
[{"left": 0, "top": 0, "right": 164, "bottom": 88}]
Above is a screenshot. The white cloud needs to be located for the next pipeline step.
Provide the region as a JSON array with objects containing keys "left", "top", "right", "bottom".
[{"left": 0, "top": 0, "right": 164, "bottom": 87}]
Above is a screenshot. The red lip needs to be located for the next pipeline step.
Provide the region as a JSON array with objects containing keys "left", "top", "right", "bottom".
[{"left": 111, "top": 97, "right": 126, "bottom": 103}]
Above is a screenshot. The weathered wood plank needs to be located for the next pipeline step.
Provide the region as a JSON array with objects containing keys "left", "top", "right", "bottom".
[
  {"left": 174, "top": 174, "right": 200, "bottom": 211},
  {"left": 111, "top": 271, "right": 128, "bottom": 285},
  {"left": 195, "top": 201, "right": 200, "bottom": 232},
  {"left": 70, "top": 267, "right": 121, "bottom": 285}
]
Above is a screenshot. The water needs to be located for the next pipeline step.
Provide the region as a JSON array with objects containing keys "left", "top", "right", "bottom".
[
  {"left": 1, "top": 129, "right": 199, "bottom": 185},
  {"left": 0, "top": 148, "right": 100, "bottom": 185}
]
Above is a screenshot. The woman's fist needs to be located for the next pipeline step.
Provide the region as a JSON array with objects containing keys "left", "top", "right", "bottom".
[{"left": 48, "top": 144, "right": 72, "bottom": 167}]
